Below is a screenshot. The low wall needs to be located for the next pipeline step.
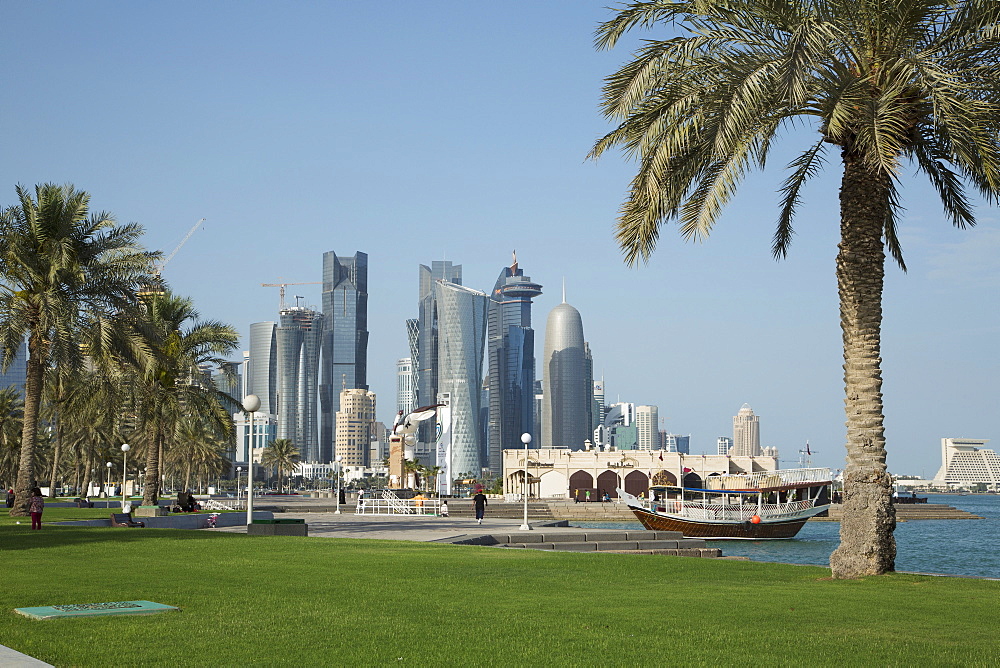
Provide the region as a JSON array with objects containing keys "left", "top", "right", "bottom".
[{"left": 53, "top": 511, "right": 274, "bottom": 529}]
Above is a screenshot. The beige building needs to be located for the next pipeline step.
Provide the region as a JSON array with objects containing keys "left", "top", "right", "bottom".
[
  {"left": 732, "top": 403, "right": 761, "bottom": 456},
  {"left": 934, "top": 438, "right": 1000, "bottom": 488},
  {"left": 335, "top": 388, "right": 376, "bottom": 467},
  {"left": 502, "top": 447, "right": 778, "bottom": 499}
]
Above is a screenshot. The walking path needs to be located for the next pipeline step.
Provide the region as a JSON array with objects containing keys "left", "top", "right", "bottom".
[{"left": 0, "top": 644, "right": 53, "bottom": 667}]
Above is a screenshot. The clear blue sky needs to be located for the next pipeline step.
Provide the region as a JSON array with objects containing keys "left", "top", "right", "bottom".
[{"left": 3, "top": 1, "right": 997, "bottom": 477}]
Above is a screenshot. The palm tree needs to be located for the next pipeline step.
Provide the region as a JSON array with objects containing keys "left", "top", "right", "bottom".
[
  {"left": 260, "top": 439, "right": 301, "bottom": 494},
  {"left": 591, "top": 1, "right": 1000, "bottom": 578},
  {"left": 0, "top": 387, "right": 24, "bottom": 487},
  {"left": 133, "top": 291, "right": 239, "bottom": 506},
  {"left": 0, "top": 184, "right": 154, "bottom": 515}
]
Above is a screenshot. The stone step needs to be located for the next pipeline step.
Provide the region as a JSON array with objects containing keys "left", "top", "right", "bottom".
[{"left": 503, "top": 539, "right": 710, "bottom": 552}]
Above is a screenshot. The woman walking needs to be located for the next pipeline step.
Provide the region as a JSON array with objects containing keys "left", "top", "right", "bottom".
[{"left": 29, "top": 487, "right": 44, "bottom": 530}]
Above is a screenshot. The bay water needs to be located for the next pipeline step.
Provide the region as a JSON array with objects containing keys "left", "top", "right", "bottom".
[{"left": 574, "top": 493, "right": 1000, "bottom": 579}]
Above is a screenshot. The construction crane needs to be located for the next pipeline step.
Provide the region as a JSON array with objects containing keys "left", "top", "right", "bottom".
[
  {"left": 153, "top": 218, "right": 206, "bottom": 277},
  {"left": 261, "top": 281, "right": 322, "bottom": 309}
]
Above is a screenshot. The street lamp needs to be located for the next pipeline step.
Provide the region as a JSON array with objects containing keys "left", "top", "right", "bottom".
[
  {"left": 334, "top": 455, "right": 343, "bottom": 514},
  {"left": 105, "top": 461, "right": 113, "bottom": 498},
  {"left": 243, "top": 394, "right": 261, "bottom": 526},
  {"left": 236, "top": 466, "right": 243, "bottom": 503},
  {"left": 121, "top": 444, "right": 130, "bottom": 510},
  {"left": 519, "top": 433, "right": 532, "bottom": 531}
]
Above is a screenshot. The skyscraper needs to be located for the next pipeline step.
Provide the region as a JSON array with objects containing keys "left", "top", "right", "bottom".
[
  {"left": 732, "top": 403, "right": 762, "bottom": 456},
  {"left": 486, "top": 254, "right": 542, "bottom": 474},
  {"left": 335, "top": 388, "right": 376, "bottom": 467},
  {"left": 396, "top": 357, "right": 415, "bottom": 415},
  {"left": 435, "top": 280, "right": 488, "bottom": 478},
  {"left": 416, "top": 260, "right": 462, "bottom": 446},
  {"left": 0, "top": 338, "right": 27, "bottom": 394},
  {"left": 636, "top": 405, "right": 659, "bottom": 451},
  {"left": 542, "top": 295, "right": 593, "bottom": 449},
  {"left": 717, "top": 436, "right": 733, "bottom": 455},
  {"left": 276, "top": 306, "right": 323, "bottom": 462},
  {"left": 320, "top": 251, "right": 368, "bottom": 462},
  {"left": 247, "top": 322, "right": 278, "bottom": 414}
]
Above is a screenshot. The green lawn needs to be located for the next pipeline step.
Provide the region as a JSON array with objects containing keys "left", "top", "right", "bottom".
[{"left": 2, "top": 525, "right": 997, "bottom": 666}]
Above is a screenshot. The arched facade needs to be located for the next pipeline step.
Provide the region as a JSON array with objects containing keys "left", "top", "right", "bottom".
[
  {"left": 651, "top": 470, "right": 677, "bottom": 486},
  {"left": 596, "top": 470, "right": 621, "bottom": 498},
  {"left": 624, "top": 470, "right": 649, "bottom": 496},
  {"left": 539, "top": 470, "right": 567, "bottom": 498}
]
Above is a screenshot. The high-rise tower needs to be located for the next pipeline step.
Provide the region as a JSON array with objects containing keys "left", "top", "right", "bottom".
[
  {"left": 732, "top": 403, "right": 761, "bottom": 456},
  {"left": 415, "top": 261, "right": 462, "bottom": 446},
  {"left": 320, "top": 251, "right": 368, "bottom": 463},
  {"left": 276, "top": 306, "right": 323, "bottom": 462},
  {"left": 335, "top": 388, "right": 376, "bottom": 467},
  {"left": 541, "top": 292, "right": 593, "bottom": 449},
  {"left": 435, "top": 280, "right": 489, "bottom": 478},
  {"left": 486, "top": 254, "right": 542, "bottom": 474}
]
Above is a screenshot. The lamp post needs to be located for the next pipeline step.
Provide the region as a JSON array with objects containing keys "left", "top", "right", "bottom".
[
  {"left": 519, "top": 433, "right": 532, "bottom": 531},
  {"left": 236, "top": 466, "right": 243, "bottom": 503},
  {"left": 121, "top": 444, "right": 130, "bottom": 510},
  {"left": 334, "top": 455, "right": 343, "bottom": 514},
  {"left": 105, "top": 461, "right": 113, "bottom": 498},
  {"left": 243, "top": 394, "right": 260, "bottom": 526}
]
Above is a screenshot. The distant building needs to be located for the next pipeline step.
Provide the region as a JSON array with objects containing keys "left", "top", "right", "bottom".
[
  {"left": 321, "top": 251, "right": 369, "bottom": 464},
  {"left": 416, "top": 260, "right": 463, "bottom": 446},
  {"left": 732, "top": 403, "right": 761, "bottom": 457},
  {"left": 592, "top": 379, "right": 606, "bottom": 433},
  {"left": 662, "top": 434, "right": 691, "bottom": 455},
  {"left": 636, "top": 405, "right": 659, "bottom": 451},
  {"left": 486, "top": 254, "right": 542, "bottom": 475},
  {"left": 276, "top": 306, "right": 322, "bottom": 462},
  {"left": 0, "top": 339, "right": 27, "bottom": 394},
  {"left": 369, "top": 421, "right": 389, "bottom": 465},
  {"left": 335, "top": 388, "right": 376, "bottom": 468},
  {"left": 541, "top": 295, "right": 593, "bottom": 449},
  {"left": 247, "top": 322, "right": 278, "bottom": 413},
  {"left": 934, "top": 438, "right": 1000, "bottom": 488},
  {"left": 233, "top": 411, "right": 277, "bottom": 465},
  {"left": 396, "top": 357, "right": 415, "bottom": 415},
  {"left": 435, "top": 280, "right": 489, "bottom": 478},
  {"left": 717, "top": 437, "right": 733, "bottom": 456}
]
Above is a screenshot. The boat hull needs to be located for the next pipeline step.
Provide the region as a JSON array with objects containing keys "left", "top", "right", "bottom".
[{"left": 629, "top": 507, "right": 811, "bottom": 539}]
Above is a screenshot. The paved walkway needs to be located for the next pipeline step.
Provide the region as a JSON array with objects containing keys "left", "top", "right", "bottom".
[
  {"left": 214, "top": 511, "right": 572, "bottom": 542},
  {"left": 0, "top": 644, "right": 52, "bottom": 667}
]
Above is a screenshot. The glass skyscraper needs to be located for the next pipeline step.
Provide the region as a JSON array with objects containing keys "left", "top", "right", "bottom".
[
  {"left": 415, "top": 261, "right": 462, "bottom": 446},
  {"left": 0, "top": 338, "right": 27, "bottom": 395},
  {"left": 486, "top": 255, "right": 542, "bottom": 474},
  {"left": 247, "top": 322, "right": 278, "bottom": 414},
  {"left": 542, "top": 297, "right": 593, "bottom": 449},
  {"left": 435, "top": 280, "right": 488, "bottom": 478},
  {"left": 277, "top": 306, "right": 323, "bottom": 462},
  {"left": 320, "top": 251, "right": 368, "bottom": 463}
]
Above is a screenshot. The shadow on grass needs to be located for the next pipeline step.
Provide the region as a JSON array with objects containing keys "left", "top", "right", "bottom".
[{"left": 0, "top": 525, "right": 242, "bottom": 550}]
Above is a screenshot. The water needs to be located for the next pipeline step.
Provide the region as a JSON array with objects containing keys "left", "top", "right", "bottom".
[{"left": 573, "top": 494, "right": 1000, "bottom": 579}]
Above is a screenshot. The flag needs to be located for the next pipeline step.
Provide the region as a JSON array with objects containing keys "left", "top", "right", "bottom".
[
  {"left": 806, "top": 442, "right": 812, "bottom": 456},
  {"left": 658, "top": 451, "right": 663, "bottom": 461},
  {"left": 683, "top": 467, "right": 692, "bottom": 473}
]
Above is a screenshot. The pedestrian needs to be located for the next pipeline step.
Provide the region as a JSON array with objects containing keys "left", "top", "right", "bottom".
[
  {"left": 573, "top": 488, "right": 579, "bottom": 503},
  {"left": 585, "top": 490, "right": 591, "bottom": 503},
  {"left": 356, "top": 489, "right": 365, "bottom": 514},
  {"left": 29, "top": 487, "right": 44, "bottom": 530},
  {"left": 473, "top": 490, "right": 488, "bottom": 524},
  {"left": 5, "top": 488, "right": 13, "bottom": 508},
  {"left": 440, "top": 500, "right": 449, "bottom": 517}
]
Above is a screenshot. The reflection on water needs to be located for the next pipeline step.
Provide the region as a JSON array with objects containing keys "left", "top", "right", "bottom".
[{"left": 572, "top": 494, "right": 1000, "bottom": 579}]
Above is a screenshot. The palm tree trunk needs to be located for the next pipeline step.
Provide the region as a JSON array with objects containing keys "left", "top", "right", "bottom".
[
  {"left": 142, "top": 423, "right": 163, "bottom": 506},
  {"left": 829, "top": 149, "right": 897, "bottom": 578},
  {"left": 11, "top": 332, "right": 46, "bottom": 516},
  {"left": 47, "top": 417, "right": 61, "bottom": 498}
]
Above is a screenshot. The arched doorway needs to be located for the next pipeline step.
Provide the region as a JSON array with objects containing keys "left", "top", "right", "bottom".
[
  {"left": 596, "top": 470, "right": 621, "bottom": 498},
  {"left": 624, "top": 470, "right": 649, "bottom": 496},
  {"left": 539, "top": 470, "right": 567, "bottom": 498},
  {"left": 651, "top": 470, "right": 677, "bottom": 486},
  {"left": 683, "top": 472, "right": 703, "bottom": 488},
  {"left": 569, "top": 471, "right": 594, "bottom": 501}
]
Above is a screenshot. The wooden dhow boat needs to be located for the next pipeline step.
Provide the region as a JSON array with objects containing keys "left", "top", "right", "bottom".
[{"left": 617, "top": 468, "right": 833, "bottom": 539}]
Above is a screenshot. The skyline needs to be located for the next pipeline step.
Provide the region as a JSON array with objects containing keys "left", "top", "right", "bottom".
[{"left": 3, "top": 1, "right": 997, "bottom": 477}]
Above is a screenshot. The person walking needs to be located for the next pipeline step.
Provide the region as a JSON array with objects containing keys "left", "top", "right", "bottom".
[
  {"left": 28, "top": 487, "right": 44, "bottom": 530},
  {"left": 473, "top": 491, "right": 488, "bottom": 524},
  {"left": 5, "top": 488, "right": 13, "bottom": 508}
]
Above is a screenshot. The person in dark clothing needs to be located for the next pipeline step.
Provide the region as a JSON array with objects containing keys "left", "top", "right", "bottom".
[
  {"left": 473, "top": 492, "right": 488, "bottom": 524},
  {"left": 5, "top": 488, "right": 13, "bottom": 508}
]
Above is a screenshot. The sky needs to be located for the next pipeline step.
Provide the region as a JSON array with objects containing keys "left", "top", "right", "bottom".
[{"left": 3, "top": 1, "right": 997, "bottom": 478}]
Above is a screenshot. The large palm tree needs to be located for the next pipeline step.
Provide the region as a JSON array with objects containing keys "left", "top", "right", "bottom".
[
  {"left": 0, "top": 184, "right": 154, "bottom": 515},
  {"left": 0, "top": 387, "right": 24, "bottom": 487},
  {"left": 260, "top": 439, "right": 301, "bottom": 494},
  {"left": 132, "top": 292, "right": 238, "bottom": 505},
  {"left": 591, "top": 1, "right": 1000, "bottom": 578}
]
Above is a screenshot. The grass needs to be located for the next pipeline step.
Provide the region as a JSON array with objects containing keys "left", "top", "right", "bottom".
[{"left": 1, "top": 525, "right": 998, "bottom": 667}]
